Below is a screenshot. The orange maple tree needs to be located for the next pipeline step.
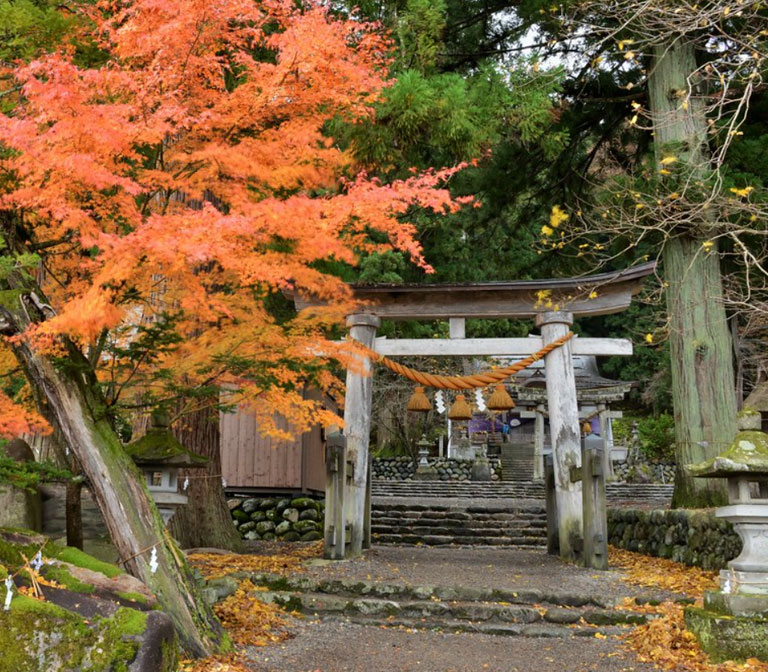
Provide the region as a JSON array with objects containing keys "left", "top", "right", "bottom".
[
  {"left": 0, "top": 0, "right": 470, "bottom": 655},
  {"left": 0, "top": 0, "right": 468, "bottom": 437}
]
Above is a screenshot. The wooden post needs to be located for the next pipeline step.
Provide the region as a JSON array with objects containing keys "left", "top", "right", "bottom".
[
  {"left": 581, "top": 436, "right": 608, "bottom": 570},
  {"left": 544, "top": 454, "right": 559, "bottom": 555},
  {"left": 343, "top": 313, "right": 380, "bottom": 557},
  {"left": 536, "top": 311, "right": 583, "bottom": 562},
  {"left": 363, "top": 451, "right": 372, "bottom": 550},
  {"left": 533, "top": 403, "right": 545, "bottom": 481},
  {"left": 597, "top": 403, "right": 615, "bottom": 481},
  {"left": 324, "top": 433, "right": 346, "bottom": 560}
]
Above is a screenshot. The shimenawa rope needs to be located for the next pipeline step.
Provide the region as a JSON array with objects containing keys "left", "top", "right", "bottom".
[{"left": 348, "top": 331, "right": 574, "bottom": 390}]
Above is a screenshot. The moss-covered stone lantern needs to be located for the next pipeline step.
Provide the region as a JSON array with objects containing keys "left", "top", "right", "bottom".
[
  {"left": 684, "top": 409, "right": 768, "bottom": 662},
  {"left": 125, "top": 410, "right": 207, "bottom": 524}
]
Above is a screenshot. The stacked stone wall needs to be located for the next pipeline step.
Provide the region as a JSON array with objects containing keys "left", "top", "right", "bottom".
[
  {"left": 607, "top": 508, "right": 742, "bottom": 570},
  {"left": 372, "top": 457, "right": 502, "bottom": 481},
  {"left": 229, "top": 496, "right": 324, "bottom": 541}
]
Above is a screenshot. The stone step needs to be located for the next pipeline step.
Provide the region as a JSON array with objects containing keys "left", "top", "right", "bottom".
[
  {"left": 370, "top": 517, "right": 546, "bottom": 529},
  {"left": 371, "top": 480, "right": 675, "bottom": 502},
  {"left": 338, "top": 616, "right": 628, "bottom": 639},
  {"left": 371, "top": 533, "right": 546, "bottom": 546},
  {"left": 371, "top": 526, "right": 547, "bottom": 539},
  {"left": 250, "top": 590, "right": 650, "bottom": 630}
]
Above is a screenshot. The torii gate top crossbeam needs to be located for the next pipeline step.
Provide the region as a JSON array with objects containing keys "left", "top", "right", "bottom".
[{"left": 292, "top": 262, "right": 656, "bottom": 320}]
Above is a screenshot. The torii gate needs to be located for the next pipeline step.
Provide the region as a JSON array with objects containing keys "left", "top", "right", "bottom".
[{"left": 291, "top": 261, "right": 656, "bottom": 564}]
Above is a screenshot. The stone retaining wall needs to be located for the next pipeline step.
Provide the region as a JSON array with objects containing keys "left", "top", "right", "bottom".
[
  {"left": 229, "top": 496, "right": 324, "bottom": 542},
  {"left": 613, "top": 460, "right": 676, "bottom": 484},
  {"left": 607, "top": 508, "right": 742, "bottom": 570},
  {"left": 372, "top": 457, "right": 502, "bottom": 481}
]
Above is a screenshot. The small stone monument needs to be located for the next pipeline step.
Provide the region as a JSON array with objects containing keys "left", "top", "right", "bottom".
[{"left": 685, "top": 409, "right": 768, "bottom": 662}]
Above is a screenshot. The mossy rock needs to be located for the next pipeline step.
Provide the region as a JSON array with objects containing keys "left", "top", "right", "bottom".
[
  {"left": 265, "top": 509, "right": 277, "bottom": 521},
  {"left": 255, "top": 521, "right": 275, "bottom": 535},
  {"left": 274, "top": 521, "right": 291, "bottom": 536},
  {"left": 298, "top": 509, "right": 319, "bottom": 522},
  {"left": 281, "top": 531, "right": 301, "bottom": 542},
  {"left": 232, "top": 510, "right": 250, "bottom": 523},
  {"left": 290, "top": 497, "right": 317, "bottom": 511},
  {"left": 282, "top": 508, "right": 299, "bottom": 523},
  {"left": 241, "top": 499, "right": 260, "bottom": 514},
  {"left": 239, "top": 521, "right": 256, "bottom": 534},
  {"left": 262, "top": 532, "right": 276, "bottom": 541},
  {"left": 299, "top": 531, "right": 322, "bottom": 542},
  {"left": 275, "top": 499, "right": 291, "bottom": 515},
  {"left": 0, "top": 528, "right": 176, "bottom": 671},
  {"left": 294, "top": 520, "right": 318, "bottom": 534},
  {"left": 249, "top": 511, "right": 266, "bottom": 523},
  {"left": 259, "top": 498, "right": 277, "bottom": 511}
]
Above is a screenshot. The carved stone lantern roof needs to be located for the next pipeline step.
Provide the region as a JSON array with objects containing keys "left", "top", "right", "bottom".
[
  {"left": 688, "top": 410, "right": 768, "bottom": 479},
  {"left": 125, "top": 410, "right": 207, "bottom": 469}
]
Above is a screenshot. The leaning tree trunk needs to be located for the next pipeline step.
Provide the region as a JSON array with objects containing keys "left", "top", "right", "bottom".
[
  {"left": 0, "top": 289, "right": 224, "bottom": 657},
  {"left": 648, "top": 40, "right": 737, "bottom": 507},
  {"left": 168, "top": 406, "right": 243, "bottom": 552}
]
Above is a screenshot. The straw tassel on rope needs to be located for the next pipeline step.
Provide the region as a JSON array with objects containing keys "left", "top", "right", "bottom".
[{"left": 407, "top": 386, "right": 432, "bottom": 412}]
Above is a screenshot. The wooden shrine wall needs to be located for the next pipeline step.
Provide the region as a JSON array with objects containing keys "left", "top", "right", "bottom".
[{"left": 220, "top": 388, "right": 333, "bottom": 493}]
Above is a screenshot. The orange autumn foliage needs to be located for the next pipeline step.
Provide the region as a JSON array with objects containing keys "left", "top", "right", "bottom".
[{"left": 0, "top": 0, "right": 470, "bottom": 436}]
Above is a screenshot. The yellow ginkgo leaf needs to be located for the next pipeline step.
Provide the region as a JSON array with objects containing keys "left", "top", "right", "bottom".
[
  {"left": 730, "top": 186, "right": 754, "bottom": 198},
  {"left": 645, "top": 333, "right": 654, "bottom": 344},
  {"left": 660, "top": 156, "right": 677, "bottom": 165}
]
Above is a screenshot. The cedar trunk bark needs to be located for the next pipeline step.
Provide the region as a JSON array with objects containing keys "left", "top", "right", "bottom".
[
  {"left": 168, "top": 406, "right": 243, "bottom": 552},
  {"left": 648, "top": 40, "right": 737, "bottom": 507},
  {"left": 0, "top": 289, "right": 224, "bottom": 656}
]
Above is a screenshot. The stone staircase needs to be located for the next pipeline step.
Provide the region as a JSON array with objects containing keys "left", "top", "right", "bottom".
[
  {"left": 247, "top": 571, "right": 660, "bottom": 639},
  {"left": 371, "top": 479, "right": 675, "bottom": 503},
  {"left": 500, "top": 443, "right": 535, "bottom": 481},
  {"left": 371, "top": 501, "right": 547, "bottom": 547}
]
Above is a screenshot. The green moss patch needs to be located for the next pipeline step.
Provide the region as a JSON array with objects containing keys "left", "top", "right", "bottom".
[
  {"left": 51, "top": 546, "right": 122, "bottom": 578},
  {"left": 116, "top": 590, "right": 149, "bottom": 605}
]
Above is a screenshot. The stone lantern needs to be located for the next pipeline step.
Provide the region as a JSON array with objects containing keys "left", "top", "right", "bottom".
[
  {"left": 685, "top": 410, "right": 768, "bottom": 662},
  {"left": 125, "top": 410, "right": 207, "bottom": 524},
  {"left": 413, "top": 434, "right": 438, "bottom": 481}
]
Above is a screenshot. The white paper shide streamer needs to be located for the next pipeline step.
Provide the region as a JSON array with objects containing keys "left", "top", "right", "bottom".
[
  {"left": 30, "top": 551, "right": 43, "bottom": 572},
  {"left": 474, "top": 388, "right": 486, "bottom": 412},
  {"left": 183, "top": 476, "right": 189, "bottom": 491},
  {"left": 435, "top": 390, "right": 446, "bottom": 414},
  {"left": 3, "top": 576, "right": 13, "bottom": 611},
  {"left": 149, "top": 547, "right": 159, "bottom": 574}
]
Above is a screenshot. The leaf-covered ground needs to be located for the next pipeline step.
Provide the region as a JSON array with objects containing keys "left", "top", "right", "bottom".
[
  {"left": 181, "top": 542, "right": 323, "bottom": 672},
  {"left": 609, "top": 547, "right": 768, "bottom": 672}
]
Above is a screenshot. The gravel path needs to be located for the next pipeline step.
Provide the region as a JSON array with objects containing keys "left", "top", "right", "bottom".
[
  {"left": 301, "top": 545, "right": 680, "bottom": 602},
  {"left": 244, "top": 619, "right": 657, "bottom": 672}
]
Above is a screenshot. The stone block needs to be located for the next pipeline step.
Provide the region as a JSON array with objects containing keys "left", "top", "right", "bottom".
[{"left": 686, "top": 606, "right": 768, "bottom": 662}]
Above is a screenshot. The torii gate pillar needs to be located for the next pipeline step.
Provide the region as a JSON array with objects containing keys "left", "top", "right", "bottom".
[
  {"left": 536, "top": 311, "right": 583, "bottom": 562},
  {"left": 343, "top": 313, "right": 380, "bottom": 557}
]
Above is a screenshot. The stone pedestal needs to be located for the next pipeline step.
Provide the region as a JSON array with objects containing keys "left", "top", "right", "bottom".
[{"left": 685, "top": 603, "right": 768, "bottom": 663}]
